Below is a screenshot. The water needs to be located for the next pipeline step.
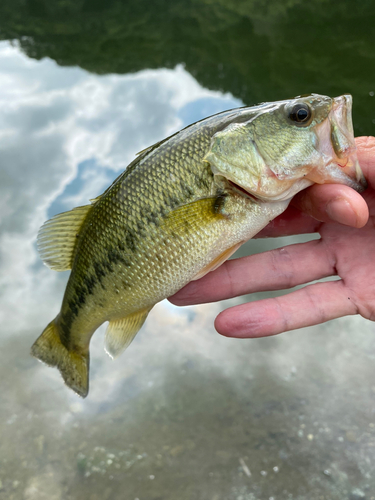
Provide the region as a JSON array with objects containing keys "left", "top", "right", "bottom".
[{"left": 1, "top": 2, "right": 375, "bottom": 499}]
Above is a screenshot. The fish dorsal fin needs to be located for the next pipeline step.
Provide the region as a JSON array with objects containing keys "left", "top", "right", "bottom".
[
  {"left": 135, "top": 140, "right": 164, "bottom": 156},
  {"left": 192, "top": 242, "right": 243, "bottom": 281},
  {"left": 105, "top": 308, "right": 152, "bottom": 359},
  {"left": 37, "top": 204, "right": 93, "bottom": 271}
]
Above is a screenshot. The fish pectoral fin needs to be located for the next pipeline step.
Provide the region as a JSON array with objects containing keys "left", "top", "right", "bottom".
[
  {"left": 37, "top": 204, "right": 93, "bottom": 271},
  {"left": 105, "top": 308, "right": 152, "bottom": 359},
  {"left": 192, "top": 242, "right": 243, "bottom": 281},
  {"left": 163, "top": 195, "right": 227, "bottom": 234}
]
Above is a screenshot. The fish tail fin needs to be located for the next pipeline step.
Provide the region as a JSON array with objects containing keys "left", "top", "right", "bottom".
[{"left": 31, "top": 319, "right": 89, "bottom": 398}]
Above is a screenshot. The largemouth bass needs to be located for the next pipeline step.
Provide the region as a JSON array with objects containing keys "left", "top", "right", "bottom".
[{"left": 32, "top": 94, "right": 366, "bottom": 397}]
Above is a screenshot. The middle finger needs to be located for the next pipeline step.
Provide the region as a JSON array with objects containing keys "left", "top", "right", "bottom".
[{"left": 170, "top": 239, "right": 335, "bottom": 306}]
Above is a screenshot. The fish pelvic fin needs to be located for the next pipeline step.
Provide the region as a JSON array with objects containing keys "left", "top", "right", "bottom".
[
  {"left": 105, "top": 308, "right": 152, "bottom": 359},
  {"left": 31, "top": 319, "right": 90, "bottom": 398},
  {"left": 37, "top": 204, "right": 93, "bottom": 271},
  {"left": 192, "top": 241, "right": 243, "bottom": 281}
]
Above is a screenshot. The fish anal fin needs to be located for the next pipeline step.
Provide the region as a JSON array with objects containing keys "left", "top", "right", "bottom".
[
  {"left": 192, "top": 242, "right": 243, "bottom": 281},
  {"left": 31, "top": 319, "right": 89, "bottom": 398},
  {"left": 37, "top": 204, "right": 93, "bottom": 271},
  {"left": 105, "top": 308, "right": 151, "bottom": 359}
]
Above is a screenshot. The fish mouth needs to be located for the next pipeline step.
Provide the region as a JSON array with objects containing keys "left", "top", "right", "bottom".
[
  {"left": 308, "top": 94, "right": 367, "bottom": 192},
  {"left": 227, "top": 179, "right": 259, "bottom": 200}
]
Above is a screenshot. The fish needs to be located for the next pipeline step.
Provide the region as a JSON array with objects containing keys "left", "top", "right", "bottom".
[{"left": 31, "top": 93, "right": 367, "bottom": 397}]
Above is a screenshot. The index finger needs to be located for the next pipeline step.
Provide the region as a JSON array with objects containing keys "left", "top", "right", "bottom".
[
  {"left": 355, "top": 136, "right": 375, "bottom": 182},
  {"left": 170, "top": 238, "right": 334, "bottom": 306}
]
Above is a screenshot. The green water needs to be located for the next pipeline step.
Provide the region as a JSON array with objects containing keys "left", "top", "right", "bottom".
[
  {"left": 0, "top": 1, "right": 375, "bottom": 499},
  {"left": 1, "top": 0, "right": 375, "bottom": 134}
]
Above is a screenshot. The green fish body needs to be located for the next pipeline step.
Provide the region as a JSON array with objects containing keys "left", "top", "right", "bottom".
[{"left": 32, "top": 94, "right": 366, "bottom": 397}]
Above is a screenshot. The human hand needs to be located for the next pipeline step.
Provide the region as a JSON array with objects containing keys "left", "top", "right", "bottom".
[{"left": 170, "top": 136, "right": 375, "bottom": 338}]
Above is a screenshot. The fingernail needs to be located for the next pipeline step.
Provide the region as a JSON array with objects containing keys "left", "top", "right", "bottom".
[{"left": 326, "top": 198, "right": 358, "bottom": 226}]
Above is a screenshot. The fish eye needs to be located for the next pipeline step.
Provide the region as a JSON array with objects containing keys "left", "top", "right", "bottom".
[{"left": 288, "top": 103, "right": 312, "bottom": 125}]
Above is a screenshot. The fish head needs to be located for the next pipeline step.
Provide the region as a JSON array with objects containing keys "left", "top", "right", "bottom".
[{"left": 205, "top": 94, "right": 367, "bottom": 201}]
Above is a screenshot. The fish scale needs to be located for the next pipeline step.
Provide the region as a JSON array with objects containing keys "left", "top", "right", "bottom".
[
  {"left": 57, "top": 121, "right": 219, "bottom": 345},
  {"left": 32, "top": 94, "right": 366, "bottom": 397}
]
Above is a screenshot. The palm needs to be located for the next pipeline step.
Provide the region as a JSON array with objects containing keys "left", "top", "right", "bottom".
[
  {"left": 319, "top": 188, "right": 375, "bottom": 322},
  {"left": 170, "top": 137, "right": 375, "bottom": 338}
]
